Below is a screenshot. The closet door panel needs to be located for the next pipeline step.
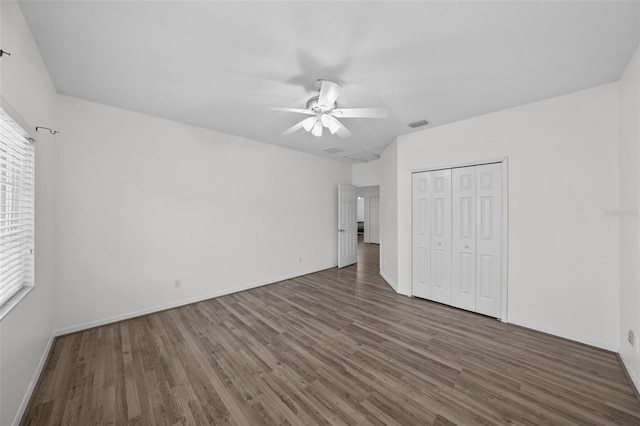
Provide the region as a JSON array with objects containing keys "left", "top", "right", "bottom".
[
  {"left": 412, "top": 172, "right": 431, "bottom": 299},
  {"left": 452, "top": 166, "right": 476, "bottom": 311},
  {"left": 430, "top": 169, "right": 452, "bottom": 304},
  {"left": 475, "top": 163, "right": 502, "bottom": 318}
]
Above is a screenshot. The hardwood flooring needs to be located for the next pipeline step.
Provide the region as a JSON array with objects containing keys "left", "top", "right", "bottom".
[{"left": 22, "top": 240, "right": 640, "bottom": 425}]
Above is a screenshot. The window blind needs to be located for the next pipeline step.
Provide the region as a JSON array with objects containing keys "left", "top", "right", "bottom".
[{"left": 0, "top": 107, "right": 35, "bottom": 309}]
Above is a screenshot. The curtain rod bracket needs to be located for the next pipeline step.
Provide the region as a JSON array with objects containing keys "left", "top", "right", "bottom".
[
  {"left": 35, "top": 126, "right": 59, "bottom": 135},
  {"left": 0, "top": 50, "right": 11, "bottom": 57}
]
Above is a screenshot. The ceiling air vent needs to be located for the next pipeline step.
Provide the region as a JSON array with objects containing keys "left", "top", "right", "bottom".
[
  {"left": 408, "top": 119, "right": 429, "bottom": 128},
  {"left": 339, "top": 151, "right": 380, "bottom": 163},
  {"left": 321, "top": 146, "right": 345, "bottom": 154}
]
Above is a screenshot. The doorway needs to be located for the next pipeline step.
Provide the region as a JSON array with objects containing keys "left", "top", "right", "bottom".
[
  {"left": 338, "top": 184, "right": 381, "bottom": 268},
  {"left": 356, "top": 185, "right": 380, "bottom": 245}
]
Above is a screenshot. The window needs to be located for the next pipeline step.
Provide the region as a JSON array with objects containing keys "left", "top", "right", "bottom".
[{"left": 0, "top": 105, "right": 35, "bottom": 320}]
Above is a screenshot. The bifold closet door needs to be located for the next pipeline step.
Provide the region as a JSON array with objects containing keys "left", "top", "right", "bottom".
[
  {"left": 451, "top": 166, "right": 476, "bottom": 311},
  {"left": 412, "top": 172, "right": 431, "bottom": 299},
  {"left": 412, "top": 163, "right": 502, "bottom": 318},
  {"left": 429, "top": 169, "right": 452, "bottom": 305},
  {"left": 475, "top": 163, "right": 502, "bottom": 318}
]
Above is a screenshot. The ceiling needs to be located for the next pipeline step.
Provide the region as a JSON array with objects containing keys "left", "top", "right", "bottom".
[{"left": 18, "top": 1, "right": 640, "bottom": 161}]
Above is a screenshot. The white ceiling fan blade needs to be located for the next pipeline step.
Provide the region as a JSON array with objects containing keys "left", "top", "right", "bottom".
[
  {"left": 325, "top": 115, "right": 351, "bottom": 138},
  {"left": 266, "top": 106, "right": 314, "bottom": 115},
  {"left": 332, "top": 107, "right": 387, "bottom": 118},
  {"left": 317, "top": 80, "right": 342, "bottom": 110},
  {"left": 282, "top": 117, "right": 316, "bottom": 135},
  {"left": 311, "top": 119, "right": 323, "bottom": 137}
]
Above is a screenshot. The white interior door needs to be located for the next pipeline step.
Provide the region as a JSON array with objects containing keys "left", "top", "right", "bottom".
[
  {"left": 475, "top": 163, "right": 502, "bottom": 317},
  {"left": 338, "top": 184, "right": 357, "bottom": 268},
  {"left": 430, "top": 169, "right": 452, "bottom": 305},
  {"left": 369, "top": 197, "right": 380, "bottom": 244},
  {"left": 451, "top": 166, "right": 477, "bottom": 311},
  {"left": 412, "top": 172, "right": 431, "bottom": 299}
]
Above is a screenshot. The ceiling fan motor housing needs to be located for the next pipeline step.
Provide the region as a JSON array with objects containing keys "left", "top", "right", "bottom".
[{"left": 306, "top": 96, "right": 337, "bottom": 113}]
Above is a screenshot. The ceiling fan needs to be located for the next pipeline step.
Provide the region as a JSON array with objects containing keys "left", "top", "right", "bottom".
[{"left": 270, "top": 80, "right": 387, "bottom": 138}]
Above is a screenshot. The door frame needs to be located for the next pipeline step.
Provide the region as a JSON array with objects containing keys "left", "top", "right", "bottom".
[{"left": 410, "top": 157, "right": 509, "bottom": 322}]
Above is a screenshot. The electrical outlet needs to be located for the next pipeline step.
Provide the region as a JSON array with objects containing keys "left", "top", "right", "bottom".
[
  {"left": 298, "top": 257, "right": 303, "bottom": 264},
  {"left": 174, "top": 279, "right": 182, "bottom": 288},
  {"left": 628, "top": 330, "right": 635, "bottom": 347}
]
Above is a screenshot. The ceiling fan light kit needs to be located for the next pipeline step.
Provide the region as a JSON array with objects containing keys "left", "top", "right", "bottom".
[
  {"left": 302, "top": 117, "right": 316, "bottom": 132},
  {"left": 311, "top": 119, "right": 323, "bottom": 137},
  {"left": 274, "top": 79, "right": 387, "bottom": 138}
]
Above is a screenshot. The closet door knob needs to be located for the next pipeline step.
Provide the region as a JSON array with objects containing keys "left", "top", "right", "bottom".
[{"left": 464, "top": 244, "right": 469, "bottom": 248}]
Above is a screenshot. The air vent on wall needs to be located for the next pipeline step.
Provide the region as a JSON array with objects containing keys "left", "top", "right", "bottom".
[
  {"left": 408, "top": 119, "right": 429, "bottom": 128},
  {"left": 339, "top": 151, "right": 380, "bottom": 163},
  {"left": 321, "top": 146, "right": 345, "bottom": 154}
]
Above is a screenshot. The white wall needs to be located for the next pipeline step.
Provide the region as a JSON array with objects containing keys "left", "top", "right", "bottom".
[
  {"left": 618, "top": 45, "right": 640, "bottom": 390},
  {"left": 393, "top": 84, "right": 620, "bottom": 350},
  {"left": 54, "top": 95, "right": 351, "bottom": 332},
  {"left": 0, "top": 2, "right": 58, "bottom": 425},
  {"left": 379, "top": 141, "right": 398, "bottom": 290},
  {"left": 352, "top": 159, "right": 382, "bottom": 186}
]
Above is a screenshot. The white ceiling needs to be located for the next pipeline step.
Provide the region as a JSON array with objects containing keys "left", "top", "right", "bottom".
[{"left": 18, "top": 1, "right": 640, "bottom": 161}]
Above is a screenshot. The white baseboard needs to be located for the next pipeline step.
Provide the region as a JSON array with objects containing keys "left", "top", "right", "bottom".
[
  {"left": 53, "top": 265, "right": 335, "bottom": 337},
  {"left": 507, "top": 317, "right": 618, "bottom": 352},
  {"left": 12, "top": 333, "right": 56, "bottom": 426},
  {"left": 619, "top": 352, "right": 640, "bottom": 396},
  {"left": 379, "top": 270, "right": 398, "bottom": 292}
]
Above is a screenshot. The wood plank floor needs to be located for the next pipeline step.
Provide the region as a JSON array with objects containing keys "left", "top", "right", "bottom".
[{"left": 22, "top": 239, "right": 640, "bottom": 425}]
